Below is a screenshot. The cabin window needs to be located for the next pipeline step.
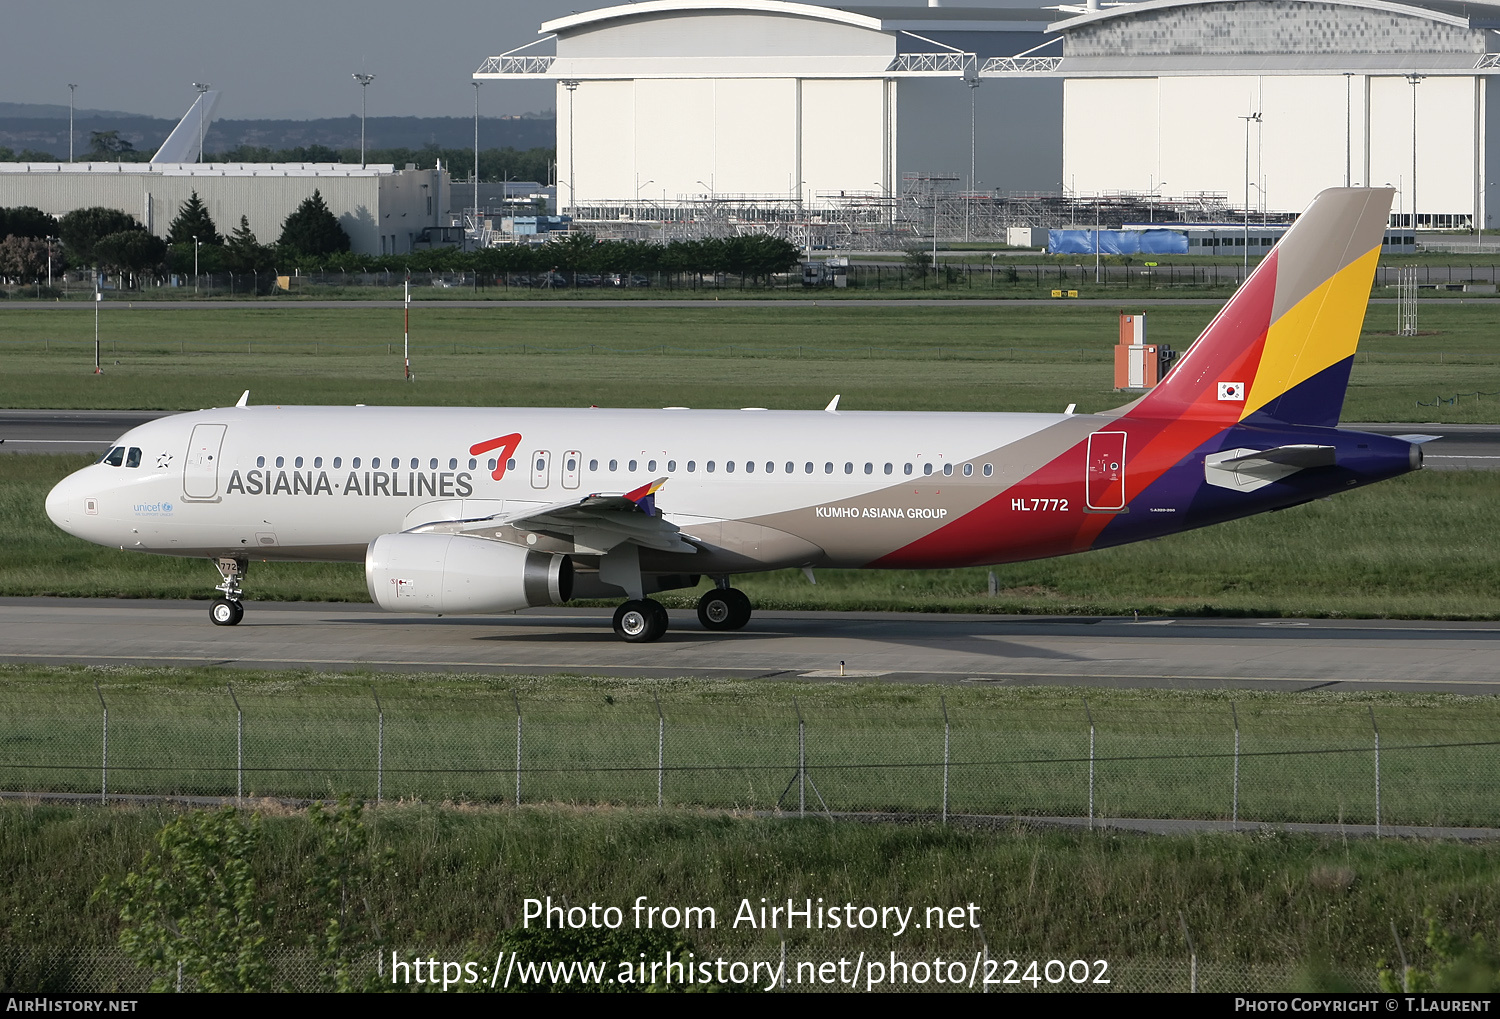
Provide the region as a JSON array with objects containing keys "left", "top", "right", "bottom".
[
  {"left": 983, "top": 464, "right": 993, "bottom": 477},
  {"left": 904, "top": 463, "right": 913, "bottom": 476},
  {"left": 943, "top": 464, "right": 953, "bottom": 476},
  {"left": 294, "top": 456, "right": 304, "bottom": 468},
  {"left": 276, "top": 456, "right": 285, "bottom": 468},
  {"left": 609, "top": 459, "right": 618, "bottom": 471},
  {"left": 726, "top": 461, "right": 736, "bottom": 473},
  {"left": 786, "top": 462, "right": 794, "bottom": 474},
  {"left": 352, "top": 457, "right": 361, "bottom": 469},
  {"left": 448, "top": 458, "right": 457, "bottom": 470},
  {"left": 963, "top": 463, "right": 973, "bottom": 477},
  {"left": 668, "top": 460, "right": 677, "bottom": 472},
  {"left": 506, "top": 458, "right": 516, "bottom": 471},
  {"left": 745, "top": 461, "right": 755, "bottom": 473},
  {"left": 372, "top": 458, "right": 381, "bottom": 469},
  {"left": 707, "top": 461, "right": 716, "bottom": 473},
  {"left": 864, "top": 463, "right": 873, "bottom": 475},
  {"left": 687, "top": 461, "right": 696, "bottom": 472},
  {"left": 923, "top": 463, "right": 933, "bottom": 476},
  {"left": 334, "top": 457, "right": 342, "bottom": 469},
  {"left": 590, "top": 459, "right": 599, "bottom": 471},
  {"left": 824, "top": 462, "right": 833, "bottom": 474},
  {"left": 629, "top": 460, "right": 638, "bottom": 471},
  {"left": 805, "top": 462, "right": 814, "bottom": 474},
  {"left": 648, "top": 459, "right": 657, "bottom": 472},
  {"left": 256, "top": 456, "right": 265, "bottom": 468},
  {"left": 314, "top": 457, "right": 323, "bottom": 468},
  {"left": 883, "top": 463, "right": 893, "bottom": 475},
  {"left": 487, "top": 458, "right": 496, "bottom": 472},
  {"left": 430, "top": 458, "right": 439, "bottom": 470}
]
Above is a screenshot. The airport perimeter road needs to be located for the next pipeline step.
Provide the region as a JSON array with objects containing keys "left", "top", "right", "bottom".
[
  {"left": 3, "top": 597, "right": 1498, "bottom": 693},
  {"left": 5, "top": 410, "right": 1496, "bottom": 465}
]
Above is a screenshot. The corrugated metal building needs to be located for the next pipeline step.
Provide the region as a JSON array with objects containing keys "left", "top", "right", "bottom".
[{"left": 0, "top": 162, "right": 451, "bottom": 255}]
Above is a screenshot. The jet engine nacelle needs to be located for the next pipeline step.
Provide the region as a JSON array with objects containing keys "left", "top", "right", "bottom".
[{"left": 366, "top": 533, "right": 572, "bottom": 614}]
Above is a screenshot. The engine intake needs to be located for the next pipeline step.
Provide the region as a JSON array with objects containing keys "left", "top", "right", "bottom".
[{"left": 366, "top": 533, "right": 572, "bottom": 614}]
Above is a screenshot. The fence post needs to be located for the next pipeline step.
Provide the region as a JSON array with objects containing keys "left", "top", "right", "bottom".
[
  {"left": 371, "top": 686, "right": 383, "bottom": 806},
  {"left": 795, "top": 699, "right": 806, "bottom": 818},
  {"left": 1083, "top": 697, "right": 1095, "bottom": 830},
  {"left": 94, "top": 683, "right": 107, "bottom": 805},
  {"left": 228, "top": 684, "right": 243, "bottom": 805},
  {"left": 1369, "top": 706, "right": 1380, "bottom": 837},
  {"left": 941, "top": 695, "right": 950, "bottom": 825},
  {"left": 1231, "top": 701, "right": 1240, "bottom": 832},
  {"left": 514, "top": 692, "right": 523, "bottom": 807},
  {"left": 654, "top": 692, "right": 664, "bottom": 809},
  {"left": 1179, "top": 911, "right": 1198, "bottom": 993},
  {"left": 1391, "top": 920, "right": 1410, "bottom": 992}
]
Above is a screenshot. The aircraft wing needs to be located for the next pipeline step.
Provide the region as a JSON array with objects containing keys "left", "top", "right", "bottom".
[{"left": 431, "top": 478, "right": 697, "bottom": 555}]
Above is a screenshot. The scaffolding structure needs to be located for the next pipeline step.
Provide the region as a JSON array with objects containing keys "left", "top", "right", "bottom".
[{"left": 544, "top": 183, "right": 1282, "bottom": 249}]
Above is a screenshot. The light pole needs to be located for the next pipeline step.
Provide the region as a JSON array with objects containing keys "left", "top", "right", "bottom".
[
  {"left": 193, "top": 82, "right": 210, "bottom": 162},
  {"left": 67, "top": 84, "right": 77, "bottom": 163},
  {"left": 966, "top": 77, "right": 980, "bottom": 242},
  {"left": 1344, "top": 72, "right": 1353, "bottom": 188},
  {"left": 472, "top": 80, "right": 481, "bottom": 249},
  {"left": 1407, "top": 73, "right": 1424, "bottom": 233},
  {"left": 1239, "top": 111, "right": 1262, "bottom": 273},
  {"left": 353, "top": 73, "right": 375, "bottom": 168},
  {"left": 561, "top": 80, "right": 579, "bottom": 214},
  {"left": 193, "top": 235, "right": 200, "bottom": 293},
  {"left": 634, "top": 176, "right": 654, "bottom": 218},
  {"left": 46, "top": 236, "right": 53, "bottom": 288}
]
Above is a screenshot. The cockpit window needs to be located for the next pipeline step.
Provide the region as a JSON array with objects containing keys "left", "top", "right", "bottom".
[
  {"left": 101, "top": 447, "right": 125, "bottom": 467},
  {"left": 125, "top": 447, "right": 142, "bottom": 468}
]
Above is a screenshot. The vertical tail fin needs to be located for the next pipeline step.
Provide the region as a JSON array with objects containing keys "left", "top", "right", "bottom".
[{"left": 1130, "top": 187, "right": 1393, "bottom": 428}]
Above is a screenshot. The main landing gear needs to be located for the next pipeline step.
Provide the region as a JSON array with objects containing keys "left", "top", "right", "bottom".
[
  {"left": 611, "top": 582, "right": 753, "bottom": 643},
  {"left": 209, "top": 556, "right": 247, "bottom": 627}
]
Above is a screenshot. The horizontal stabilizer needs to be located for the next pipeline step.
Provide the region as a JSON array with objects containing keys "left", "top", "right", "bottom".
[
  {"left": 1204, "top": 444, "right": 1335, "bottom": 492},
  {"left": 1393, "top": 433, "right": 1442, "bottom": 444}
]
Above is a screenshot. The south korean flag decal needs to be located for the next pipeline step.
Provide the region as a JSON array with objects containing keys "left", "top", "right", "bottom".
[{"left": 1217, "top": 381, "right": 1246, "bottom": 401}]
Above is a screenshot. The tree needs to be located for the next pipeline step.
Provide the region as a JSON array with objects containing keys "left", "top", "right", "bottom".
[
  {"left": 166, "top": 191, "right": 221, "bottom": 246},
  {"left": 89, "top": 130, "right": 135, "bottom": 158},
  {"left": 98, "top": 808, "right": 273, "bottom": 992},
  {"left": 95, "top": 230, "right": 167, "bottom": 285},
  {"left": 277, "top": 190, "right": 350, "bottom": 257},
  {"left": 224, "top": 216, "right": 275, "bottom": 274},
  {"left": 0, "top": 235, "right": 55, "bottom": 283},
  {"left": 0, "top": 206, "right": 59, "bottom": 240},
  {"left": 1380, "top": 911, "right": 1500, "bottom": 992},
  {"left": 305, "top": 797, "right": 388, "bottom": 991},
  {"left": 58, "top": 207, "right": 141, "bottom": 266}
]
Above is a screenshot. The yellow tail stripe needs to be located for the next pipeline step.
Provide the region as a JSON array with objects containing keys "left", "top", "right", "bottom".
[{"left": 1243, "top": 244, "right": 1381, "bottom": 420}]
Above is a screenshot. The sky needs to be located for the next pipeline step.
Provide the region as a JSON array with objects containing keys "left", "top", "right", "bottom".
[{"left": 0, "top": 0, "right": 990, "bottom": 122}]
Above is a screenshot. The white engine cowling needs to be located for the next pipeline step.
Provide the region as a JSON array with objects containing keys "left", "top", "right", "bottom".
[{"left": 366, "top": 533, "right": 572, "bottom": 614}]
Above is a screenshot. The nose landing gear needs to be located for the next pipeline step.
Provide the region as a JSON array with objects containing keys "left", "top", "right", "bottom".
[{"left": 209, "top": 556, "right": 247, "bottom": 627}]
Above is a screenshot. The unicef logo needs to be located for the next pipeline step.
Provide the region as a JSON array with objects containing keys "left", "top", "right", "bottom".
[{"left": 162, "top": 503, "right": 173, "bottom": 513}]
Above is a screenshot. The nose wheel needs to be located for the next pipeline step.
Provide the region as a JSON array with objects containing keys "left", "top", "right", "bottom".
[
  {"left": 697, "top": 587, "right": 752, "bottom": 631},
  {"left": 613, "top": 599, "right": 668, "bottom": 642},
  {"left": 210, "top": 598, "right": 244, "bottom": 626},
  {"left": 209, "top": 556, "right": 248, "bottom": 627}
]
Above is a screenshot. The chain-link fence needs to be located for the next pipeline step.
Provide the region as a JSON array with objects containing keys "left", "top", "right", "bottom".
[
  {"left": 2, "top": 686, "right": 1494, "bottom": 830},
  {"left": 5, "top": 260, "right": 1500, "bottom": 300}
]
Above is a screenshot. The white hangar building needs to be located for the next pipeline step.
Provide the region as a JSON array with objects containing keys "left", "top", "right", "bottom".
[
  {"left": 475, "top": 1, "right": 1057, "bottom": 210},
  {"left": 480, "top": 0, "right": 1500, "bottom": 233},
  {"left": 1044, "top": 0, "right": 1500, "bottom": 230}
]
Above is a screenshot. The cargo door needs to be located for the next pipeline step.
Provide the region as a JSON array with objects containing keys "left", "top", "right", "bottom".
[
  {"left": 1085, "top": 431, "right": 1127, "bottom": 511},
  {"left": 183, "top": 423, "right": 227, "bottom": 500}
]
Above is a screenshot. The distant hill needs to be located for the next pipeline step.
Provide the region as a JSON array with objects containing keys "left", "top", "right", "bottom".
[{"left": 0, "top": 113, "right": 555, "bottom": 160}]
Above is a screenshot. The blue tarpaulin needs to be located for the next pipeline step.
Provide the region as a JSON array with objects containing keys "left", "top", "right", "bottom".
[{"left": 1047, "top": 229, "right": 1189, "bottom": 255}]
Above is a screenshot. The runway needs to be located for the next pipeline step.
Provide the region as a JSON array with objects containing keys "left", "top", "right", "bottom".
[
  {"left": 3, "top": 597, "right": 1497, "bottom": 694},
  {"left": 4, "top": 409, "right": 1497, "bottom": 468}
]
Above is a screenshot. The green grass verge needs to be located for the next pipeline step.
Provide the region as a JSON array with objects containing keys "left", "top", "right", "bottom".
[
  {"left": 1, "top": 666, "right": 1495, "bottom": 829},
  {"left": 2, "top": 795, "right": 1497, "bottom": 989},
  {"left": 6, "top": 456, "right": 1499, "bottom": 618},
  {"left": 0, "top": 304, "right": 1495, "bottom": 420}
]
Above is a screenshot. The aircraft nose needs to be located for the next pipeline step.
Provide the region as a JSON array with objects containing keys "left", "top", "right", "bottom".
[{"left": 46, "top": 468, "right": 95, "bottom": 538}]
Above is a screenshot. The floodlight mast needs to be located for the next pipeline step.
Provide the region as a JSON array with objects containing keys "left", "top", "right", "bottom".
[
  {"left": 67, "top": 84, "right": 77, "bottom": 163},
  {"left": 193, "top": 82, "right": 211, "bottom": 162},
  {"left": 353, "top": 73, "right": 376, "bottom": 168}
]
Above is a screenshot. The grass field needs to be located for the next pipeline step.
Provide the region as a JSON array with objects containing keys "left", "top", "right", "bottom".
[
  {"left": 2, "top": 782, "right": 1498, "bottom": 990},
  {"left": 0, "top": 304, "right": 1496, "bottom": 421},
  {"left": 1, "top": 666, "right": 1495, "bottom": 829},
  {"left": 5, "top": 455, "right": 1499, "bottom": 618}
]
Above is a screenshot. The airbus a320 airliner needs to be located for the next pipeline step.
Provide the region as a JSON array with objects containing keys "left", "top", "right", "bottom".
[{"left": 47, "top": 187, "right": 1422, "bottom": 642}]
